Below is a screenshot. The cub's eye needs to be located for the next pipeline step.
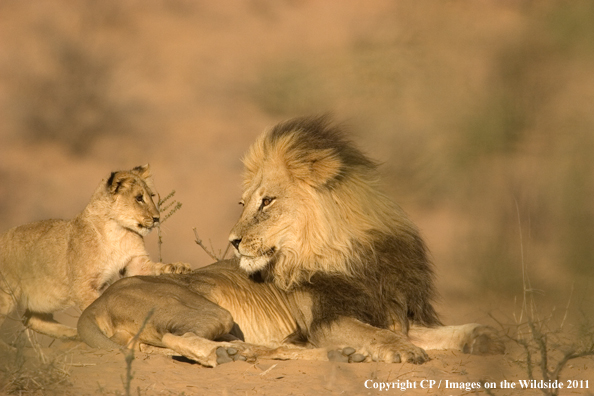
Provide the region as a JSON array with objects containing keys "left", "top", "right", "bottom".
[
  {"left": 261, "top": 197, "right": 274, "bottom": 207},
  {"left": 136, "top": 195, "right": 144, "bottom": 203}
]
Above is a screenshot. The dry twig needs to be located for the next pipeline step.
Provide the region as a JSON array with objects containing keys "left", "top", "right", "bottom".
[{"left": 193, "top": 228, "right": 231, "bottom": 261}]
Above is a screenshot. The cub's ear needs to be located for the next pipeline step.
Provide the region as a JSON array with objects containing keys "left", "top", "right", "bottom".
[
  {"left": 287, "top": 148, "right": 342, "bottom": 187},
  {"left": 107, "top": 171, "right": 133, "bottom": 195},
  {"left": 131, "top": 164, "right": 151, "bottom": 180}
]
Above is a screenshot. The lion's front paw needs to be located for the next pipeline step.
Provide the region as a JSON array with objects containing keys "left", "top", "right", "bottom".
[
  {"left": 159, "top": 262, "right": 192, "bottom": 274},
  {"left": 371, "top": 341, "right": 429, "bottom": 364},
  {"left": 327, "top": 347, "right": 367, "bottom": 363},
  {"left": 463, "top": 325, "right": 505, "bottom": 355},
  {"left": 371, "top": 343, "right": 429, "bottom": 364}
]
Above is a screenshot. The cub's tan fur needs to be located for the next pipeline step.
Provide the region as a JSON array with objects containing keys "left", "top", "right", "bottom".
[
  {"left": 0, "top": 165, "right": 190, "bottom": 353},
  {"left": 78, "top": 118, "right": 504, "bottom": 366}
]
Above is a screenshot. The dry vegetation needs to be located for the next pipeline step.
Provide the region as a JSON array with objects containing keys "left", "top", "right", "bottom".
[
  {"left": 1, "top": 330, "right": 71, "bottom": 395},
  {"left": 0, "top": 1, "right": 593, "bottom": 395}
]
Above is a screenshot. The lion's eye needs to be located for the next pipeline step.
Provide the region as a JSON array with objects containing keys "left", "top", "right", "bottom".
[
  {"left": 136, "top": 195, "right": 144, "bottom": 203},
  {"left": 261, "top": 197, "right": 274, "bottom": 207}
]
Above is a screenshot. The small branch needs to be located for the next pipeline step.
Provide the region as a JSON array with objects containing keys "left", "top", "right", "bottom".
[
  {"left": 193, "top": 228, "right": 220, "bottom": 261},
  {"left": 550, "top": 347, "right": 594, "bottom": 384},
  {"left": 259, "top": 363, "right": 277, "bottom": 376},
  {"left": 156, "top": 190, "right": 182, "bottom": 263},
  {"left": 158, "top": 190, "right": 176, "bottom": 207},
  {"left": 221, "top": 242, "right": 232, "bottom": 260},
  {"left": 157, "top": 225, "right": 163, "bottom": 263},
  {"left": 161, "top": 202, "right": 182, "bottom": 223}
]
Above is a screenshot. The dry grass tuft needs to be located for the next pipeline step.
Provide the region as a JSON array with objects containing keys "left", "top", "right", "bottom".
[{"left": 0, "top": 330, "right": 71, "bottom": 395}]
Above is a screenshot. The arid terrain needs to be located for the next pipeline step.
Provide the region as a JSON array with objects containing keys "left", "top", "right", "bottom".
[{"left": 1, "top": 1, "right": 593, "bottom": 395}]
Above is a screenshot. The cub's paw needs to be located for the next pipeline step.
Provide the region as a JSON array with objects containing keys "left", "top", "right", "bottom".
[
  {"left": 160, "top": 262, "right": 192, "bottom": 274},
  {"left": 327, "top": 347, "right": 367, "bottom": 363},
  {"left": 463, "top": 325, "right": 505, "bottom": 355}
]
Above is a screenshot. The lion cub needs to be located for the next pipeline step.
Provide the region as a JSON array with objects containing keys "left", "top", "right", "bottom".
[{"left": 0, "top": 164, "right": 190, "bottom": 352}]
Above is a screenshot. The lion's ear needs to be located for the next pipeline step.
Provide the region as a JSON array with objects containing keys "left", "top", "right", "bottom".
[
  {"left": 107, "top": 171, "right": 133, "bottom": 195},
  {"left": 289, "top": 149, "right": 342, "bottom": 187},
  {"left": 131, "top": 164, "right": 151, "bottom": 180}
]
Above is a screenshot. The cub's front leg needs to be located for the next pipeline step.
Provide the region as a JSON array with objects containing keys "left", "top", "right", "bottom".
[
  {"left": 156, "top": 261, "right": 192, "bottom": 275},
  {"left": 310, "top": 316, "right": 428, "bottom": 364},
  {"left": 126, "top": 256, "right": 191, "bottom": 276}
]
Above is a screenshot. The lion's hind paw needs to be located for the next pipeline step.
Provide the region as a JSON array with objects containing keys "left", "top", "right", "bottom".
[{"left": 215, "top": 345, "right": 256, "bottom": 365}]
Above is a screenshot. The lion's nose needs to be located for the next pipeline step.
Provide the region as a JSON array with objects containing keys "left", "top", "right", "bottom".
[{"left": 230, "top": 238, "right": 242, "bottom": 250}]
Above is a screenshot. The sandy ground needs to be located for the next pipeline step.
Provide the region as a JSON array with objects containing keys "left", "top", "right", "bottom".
[{"left": 1, "top": 338, "right": 593, "bottom": 396}]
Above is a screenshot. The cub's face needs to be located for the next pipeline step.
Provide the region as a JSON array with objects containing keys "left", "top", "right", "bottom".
[
  {"left": 107, "top": 166, "right": 160, "bottom": 237},
  {"left": 229, "top": 165, "right": 302, "bottom": 274}
]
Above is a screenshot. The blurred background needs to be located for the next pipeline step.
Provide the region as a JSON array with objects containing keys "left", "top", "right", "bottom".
[{"left": 1, "top": 0, "right": 593, "bottom": 328}]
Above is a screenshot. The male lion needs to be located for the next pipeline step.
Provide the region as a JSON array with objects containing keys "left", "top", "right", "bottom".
[
  {"left": 78, "top": 117, "right": 504, "bottom": 366},
  {"left": 0, "top": 165, "right": 190, "bottom": 354}
]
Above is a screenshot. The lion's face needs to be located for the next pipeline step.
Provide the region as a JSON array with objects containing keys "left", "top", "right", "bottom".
[
  {"left": 228, "top": 124, "right": 349, "bottom": 277},
  {"left": 229, "top": 164, "right": 300, "bottom": 274},
  {"left": 107, "top": 165, "right": 160, "bottom": 237}
]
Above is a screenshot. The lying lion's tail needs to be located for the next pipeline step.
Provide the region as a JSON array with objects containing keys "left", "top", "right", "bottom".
[{"left": 77, "top": 304, "right": 122, "bottom": 351}]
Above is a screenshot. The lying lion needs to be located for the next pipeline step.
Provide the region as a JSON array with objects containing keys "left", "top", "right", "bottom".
[
  {"left": 78, "top": 118, "right": 504, "bottom": 366},
  {"left": 0, "top": 165, "right": 190, "bottom": 354}
]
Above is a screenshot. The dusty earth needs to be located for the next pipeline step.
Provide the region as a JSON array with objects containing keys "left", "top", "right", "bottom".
[
  {"left": 1, "top": 1, "right": 594, "bottom": 395},
  {"left": 1, "top": 336, "right": 593, "bottom": 396}
]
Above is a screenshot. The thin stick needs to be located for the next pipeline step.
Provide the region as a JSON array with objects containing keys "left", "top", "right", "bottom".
[
  {"left": 123, "top": 309, "right": 154, "bottom": 396},
  {"left": 559, "top": 283, "right": 574, "bottom": 330},
  {"left": 193, "top": 228, "right": 219, "bottom": 261},
  {"left": 221, "top": 242, "right": 232, "bottom": 260}
]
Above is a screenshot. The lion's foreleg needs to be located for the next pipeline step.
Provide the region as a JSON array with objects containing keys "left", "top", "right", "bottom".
[
  {"left": 243, "top": 344, "right": 331, "bottom": 361},
  {"left": 408, "top": 324, "right": 505, "bottom": 355},
  {"left": 310, "top": 317, "right": 429, "bottom": 364}
]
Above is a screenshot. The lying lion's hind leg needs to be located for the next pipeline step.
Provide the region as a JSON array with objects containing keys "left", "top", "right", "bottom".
[
  {"left": 408, "top": 324, "right": 505, "bottom": 355},
  {"left": 24, "top": 312, "right": 78, "bottom": 340},
  {"left": 161, "top": 333, "right": 243, "bottom": 367},
  {"left": 159, "top": 297, "right": 236, "bottom": 342},
  {"left": 161, "top": 333, "right": 366, "bottom": 367},
  {"left": 139, "top": 339, "right": 247, "bottom": 364}
]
